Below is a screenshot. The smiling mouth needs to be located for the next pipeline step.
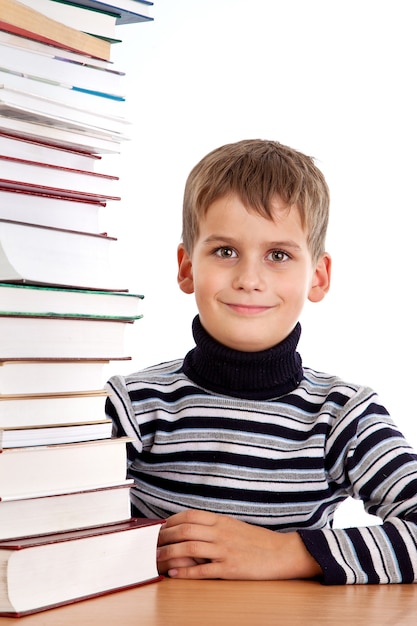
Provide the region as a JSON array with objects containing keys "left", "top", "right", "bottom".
[{"left": 226, "top": 303, "right": 274, "bottom": 315}]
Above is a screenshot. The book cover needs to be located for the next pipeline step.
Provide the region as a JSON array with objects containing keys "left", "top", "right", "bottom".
[{"left": 0, "top": 518, "right": 163, "bottom": 617}]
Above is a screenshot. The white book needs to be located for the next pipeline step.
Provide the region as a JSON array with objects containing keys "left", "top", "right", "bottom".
[
  {"left": 0, "top": 132, "right": 101, "bottom": 171},
  {"left": 0, "top": 112, "right": 124, "bottom": 153},
  {"left": 0, "top": 391, "right": 111, "bottom": 428},
  {"left": 0, "top": 419, "right": 113, "bottom": 448},
  {"left": 0, "top": 481, "right": 133, "bottom": 541},
  {"left": 0, "top": 283, "right": 143, "bottom": 318},
  {"left": 0, "top": 100, "right": 128, "bottom": 142},
  {"left": 0, "top": 518, "right": 162, "bottom": 618},
  {"left": 0, "top": 40, "right": 125, "bottom": 95},
  {"left": 0, "top": 219, "right": 121, "bottom": 290},
  {"left": 0, "top": 69, "right": 126, "bottom": 119},
  {"left": 0, "top": 437, "right": 131, "bottom": 498},
  {"left": 0, "top": 359, "right": 113, "bottom": 395},
  {"left": 0, "top": 314, "right": 134, "bottom": 360},
  {"left": 0, "top": 188, "right": 105, "bottom": 233},
  {"left": 0, "top": 84, "right": 130, "bottom": 135},
  {"left": 0, "top": 155, "right": 120, "bottom": 202}
]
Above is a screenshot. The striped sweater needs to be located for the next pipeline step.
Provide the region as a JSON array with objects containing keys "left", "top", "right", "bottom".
[{"left": 106, "top": 317, "right": 417, "bottom": 585}]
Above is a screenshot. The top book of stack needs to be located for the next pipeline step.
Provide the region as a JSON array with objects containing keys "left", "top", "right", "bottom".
[{"left": 0, "top": 0, "right": 154, "bottom": 61}]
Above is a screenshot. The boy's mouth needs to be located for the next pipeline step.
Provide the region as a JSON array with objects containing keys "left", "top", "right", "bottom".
[{"left": 225, "top": 303, "right": 274, "bottom": 315}]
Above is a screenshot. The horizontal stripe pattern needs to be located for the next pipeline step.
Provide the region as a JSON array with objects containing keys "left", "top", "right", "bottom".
[{"left": 106, "top": 361, "right": 417, "bottom": 584}]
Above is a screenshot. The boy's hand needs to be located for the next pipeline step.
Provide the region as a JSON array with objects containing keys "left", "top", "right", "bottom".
[{"left": 157, "top": 509, "right": 322, "bottom": 580}]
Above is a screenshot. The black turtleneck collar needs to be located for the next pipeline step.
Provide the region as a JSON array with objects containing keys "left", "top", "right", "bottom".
[{"left": 182, "top": 316, "right": 303, "bottom": 401}]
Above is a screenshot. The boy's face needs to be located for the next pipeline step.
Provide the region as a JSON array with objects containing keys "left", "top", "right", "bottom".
[{"left": 177, "top": 193, "right": 331, "bottom": 352}]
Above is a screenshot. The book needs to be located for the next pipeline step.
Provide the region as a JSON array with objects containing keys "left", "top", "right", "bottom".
[
  {"left": 0, "top": 314, "right": 136, "bottom": 359},
  {"left": 0, "top": 67, "right": 126, "bottom": 119},
  {"left": 0, "top": 85, "right": 130, "bottom": 136},
  {"left": 0, "top": 116, "right": 123, "bottom": 153},
  {"left": 0, "top": 188, "right": 106, "bottom": 232},
  {"left": 0, "top": 481, "right": 133, "bottom": 540},
  {"left": 0, "top": 436, "right": 131, "bottom": 497},
  {"left": 0, "top": 219, "right": 122, "bottom": 290},
  {"left": 17, "top": 0, "right": 120, "bottom": 39},
  {"left": 0, "top": 100, "right": 129, "bottom": 143},
  {"left": 0, "top": 0, "right": 112, "bottom": 60},
  {"left": 54, "top": 1, "right": 154, "bottom": 25},
  {"left": 0, "top": 28, "right": 115, "bottom": 70},
  {"left": 0, "top": 39, "right": 125, "bottom": 95},
  {"left": 0, "top": 359, "right": 115, "bottom": 395},
  {"left": 0, "top": 155, "right": 120, "bottom": 202},
  {"left": 0, "top": 283, "right": 144, "bottom": 318},
  {"left": 0, "top": 518, "right": 163, "bottom": 617},
  {"left": 0, "top": 390, "right": 110, "bottom": 427},
  {"left": 0, "top": 132, "right": 101, "bottom": 171},
  {"left": 0, "top": 419, "right": 113, "bottom": 448}
]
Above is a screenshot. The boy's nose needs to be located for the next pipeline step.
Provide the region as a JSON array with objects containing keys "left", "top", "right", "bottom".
[{"left": 231, "top": 260, "right": 265, "bottom": 291}]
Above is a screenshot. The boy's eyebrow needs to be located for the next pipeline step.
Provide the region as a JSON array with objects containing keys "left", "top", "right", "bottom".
[{"left": 202, "top": 235, "right": 302, "bottom": 250}]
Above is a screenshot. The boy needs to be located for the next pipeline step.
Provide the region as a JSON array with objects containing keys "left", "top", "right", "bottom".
[{"left": 106, "top": 139, "right": 417, "bottom": 584}]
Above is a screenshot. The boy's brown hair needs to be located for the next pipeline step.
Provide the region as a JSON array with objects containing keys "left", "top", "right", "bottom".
[{"left": 182, "top": 139, "right": 329, "bottom": 263}]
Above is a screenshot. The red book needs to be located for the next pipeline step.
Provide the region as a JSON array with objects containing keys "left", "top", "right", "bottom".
[{"left": 0, "top": 518, "right": 164, "bottom": 617}]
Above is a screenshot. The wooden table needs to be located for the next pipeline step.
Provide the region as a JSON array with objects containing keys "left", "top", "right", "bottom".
[{"left": 2, "top": 578, "right": 417, "bottom": 625}]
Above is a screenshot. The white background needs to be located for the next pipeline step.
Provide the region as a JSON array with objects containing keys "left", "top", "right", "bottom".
[{"left": 104, "top": 1, "right": 416, "bottom": 525}]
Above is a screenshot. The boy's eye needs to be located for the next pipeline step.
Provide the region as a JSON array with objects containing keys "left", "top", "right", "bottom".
[
  {"left": 215, "top": 247, "right": 236, "bottom": 259},
  {"left": 268, "top": 250, "right": 290, "bottom": 263}
]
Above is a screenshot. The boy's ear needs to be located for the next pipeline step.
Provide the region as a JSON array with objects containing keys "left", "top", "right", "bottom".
[
  {"left": 308, "top": 253, "right": 331, "bottom": 303},
  {"left": 177, "top": 244, "right": 195, "bottom": 294}
]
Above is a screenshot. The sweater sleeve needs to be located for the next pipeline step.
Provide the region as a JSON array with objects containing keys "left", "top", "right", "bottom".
[
  {"left": 299, "top": 392, "right": 417, "bottom": 584},
  {"left": 105, "top": 374, "right": 144, "bottom": 456}
]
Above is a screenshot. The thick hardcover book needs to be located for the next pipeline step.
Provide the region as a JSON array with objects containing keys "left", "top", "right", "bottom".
[
  {"left": 0, "top": 219, "right": 121, "bottom": 290},
  {"left": 0, "top": 359, "right": 118, "bottom": 395},
  {"left": 0, "top": 188, "right": 105, "bottom": 233},
  {"left": 0, "top": 418, "right": 113, "bottom": 448},
  {"left": 0, "top": 518, "right": 164, "bottom": 617},
  {"left": 0, "top": 436, "right": 131, "bottom": 498},
  {"left": 0, "top": 283, "right": 143, "bottom": 318},
  {"left": 0, "top": 155, "right": 120, "bottom": 202},
  {"left": 0, "top": 481, "right": 133, "bottom": 540},
  {"left": 0, "top": 313, "right": 136, "bottom": 360}
]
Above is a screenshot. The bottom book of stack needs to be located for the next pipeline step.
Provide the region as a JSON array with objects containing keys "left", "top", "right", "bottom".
[{"left": 0, "top": 518, "right": 164, "bottom": 617}]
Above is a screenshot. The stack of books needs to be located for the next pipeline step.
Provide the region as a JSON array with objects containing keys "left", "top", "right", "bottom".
[{"left": 0, "top": 0, "right": 163, "bottom": 618}]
